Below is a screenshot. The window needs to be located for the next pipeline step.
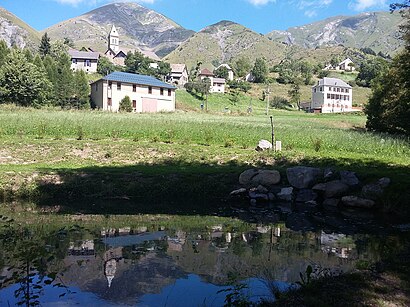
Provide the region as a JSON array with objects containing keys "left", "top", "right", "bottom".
[
  {"left": 336, "top": 94, "right": 340, "bottom": 99},
  {"left": 133, "top": 84, "right": 137, "bottom": 92},
  {"left": 320, "top": 87, "right": 323, "bottom": 92},
  {"left": 327, "top": 93, "right": 330, "bottom": 99},
  {"left": 314, "top": 88, "right": 316, "bottom": 93},
  {"left": 132, "top": 100, "right": 136, "bottom": 109},
  {"left": 72, "top": 59, "right": 77, "bottom": 64},
  {"left": 341, "top": 88, "right": 344, "bottom": 93},
  {"left": 84, "top": 60, "right": 91, "bottom": 67},
  {"left": 337, "top": 88, "right": 340, "bottom": 92},
  {"left": 160, "top": 88, "right": 164, "bottom": 96},
  {"left": 108, "top": 81, "right": 112, "bottom": 89},
  {"left": 346, "top": 89, "right": 349, "bottom": 93},
  {"left": 148, "top": 86, "right": 152, "bottom": 94},
  {"left": 117, "top": 82, "right": 121, "bottom": 90},
  {"left": 331, "top": 94, "right": 335, "bottom": 99},
  {"left": 329, "top": 87, "right": 331, "bottom": 91},
  {"left": 108, "top": 98, "right": 112, "bottom": 106},
  {"left": 328, "top": 103, "right": 331, "bottom": 107},
  {"left": 168, "top": 89, "right": 172, "bottom": 96}
]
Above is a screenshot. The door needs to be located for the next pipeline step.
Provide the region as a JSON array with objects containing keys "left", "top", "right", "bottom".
[{"left": 142, "top": 98, "right": 158, "bottom": 113}]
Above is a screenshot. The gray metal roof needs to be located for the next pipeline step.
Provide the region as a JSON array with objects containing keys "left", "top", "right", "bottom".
[
  {"left": 68, "top": 50, "right": 100, "bottom": 60},
  {"left": 100, "top": 72, "right": 176, "bottom": 89},
  {"left": 315, "top": 77, "right": 352, "bottom": 88}
]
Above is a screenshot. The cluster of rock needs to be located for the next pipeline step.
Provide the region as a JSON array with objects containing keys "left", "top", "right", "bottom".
[{"left": 230, "top": 166, "right": 390, "bottom": 211}]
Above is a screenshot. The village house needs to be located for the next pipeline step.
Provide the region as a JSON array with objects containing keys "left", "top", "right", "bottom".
[
  {"left": 68, "top": 49, "right": 99, "bottom": 74},
  {"left": 198, "top": 68, "right": 226, "bottom": 93},
  {"left": 311, "top": 77, "right": 353, "bottom": 113},
  {"left": 90, "top": 71, "right": 176, "bottom": 113},
  {"left": 216, "top": 64, "right": 234, "bottom": 81},
  {"left": 166, "top": 64, "right": 189, "bottom": 86},
  {"left": 324, "top": 58, "right": 356, "bottom": 72}
]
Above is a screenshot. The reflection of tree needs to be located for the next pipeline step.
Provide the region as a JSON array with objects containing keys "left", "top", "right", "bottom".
[{"left": 0, "top": 219, "right": 77, "bottom": 306}]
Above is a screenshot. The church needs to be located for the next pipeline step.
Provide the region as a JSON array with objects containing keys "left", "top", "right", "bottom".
[{"left": 104, "top": 25, "right": 159, "bottom": 66}]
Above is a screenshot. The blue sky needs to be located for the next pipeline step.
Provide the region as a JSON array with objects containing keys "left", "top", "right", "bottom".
[{"left": 0, "top": 0, "right": 392, "bottom": 33}]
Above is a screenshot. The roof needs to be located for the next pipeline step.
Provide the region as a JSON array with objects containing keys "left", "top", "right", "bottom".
[
  {"left": 217, "top": 64, "right": 233, "bottom": 71},
  {"left": 96, "top": 72, "right": 176, "bottom": 89},
  {"left": 170, "top": 64, "right": 187, "bottom": 73},
  {"left": 315, "top": 77, "right": 352, "bottom": 88},
  {"left": 213, "top": 78, "right": 226, "bottom": 84},
  {"left": 199, "top": 68, "right": 214, "bottom": 76},
  {"left": 339, "top": 58, "right": 353, "bottom": 65},
  {"left": 68, "top": 50, "right": 100, "bottom": 60}
]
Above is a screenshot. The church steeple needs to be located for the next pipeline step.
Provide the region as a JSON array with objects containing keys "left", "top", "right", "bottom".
[{"left": 108, "top": 25, "right": 119, "bottom": 53}]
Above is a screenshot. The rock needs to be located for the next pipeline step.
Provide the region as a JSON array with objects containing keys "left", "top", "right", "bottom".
[
  {"left": 277, "top": 187, "right": 294, "bottom": 201},
  {"left": 324, "top": 168, "right": 338, "bottom": 181},
  {"left": 229, "top": 188, "right": 247, "bottom": 196},
  {"left": 268, "top": 193, "right": 276, "bottom": 201},
  {"left": 361, "top": 183, "right": 384, "bottom": 201},
  {"left": 296, "top": 189, "right": 318, "bottom": 202},
  {"left": 248, "top": 191, "right": 269, "bottom": 201},
  {"left": 239, "top": 169, "right": 259, "bottom": 186},
  {"left": 256, "top": 139, "right": 272, "bottom": 151},
  {"left": 324, "top": 180, "right": 349, "bottom": 198},
  {"left": 239, "top": 169, "right": 281, "bottom": 187},
  {"left": 250, "top": 199, "right": 257, "bottom": 206},
  {"left": 276, "top": 202, "right": 292, "bottom": 213},
  {"left": 257, "top": 185, "right": 268, "bottom": 194},
  {"left": 323, "top": 198, "right": 340, "bottom": 208},
  {"left": 378, "top": 177, "right": 391, "bottom": 188},
  {"left": 341, "top": 196, "right": 375, "bottom": 208},
  {"left": 287, "top": 166, "right": 322, "bottom": 189},
  {"left": 340, "top": 171, "right": 359, "bottom": 187},
  {"left": 252, "top": 170, "right": 281, "bottom": 187},
  {"left": 312, "top": 183, "right": 326, "bottom": 192}
]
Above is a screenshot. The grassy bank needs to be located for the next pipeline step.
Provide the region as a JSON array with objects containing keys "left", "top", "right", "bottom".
[{"left": 0, "top": 104, "right": 409, "bottom": 215}]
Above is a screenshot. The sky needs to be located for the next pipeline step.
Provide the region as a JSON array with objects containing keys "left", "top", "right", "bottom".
[{"left": 0, "top": 0, "right": 393, "bottom": 33}]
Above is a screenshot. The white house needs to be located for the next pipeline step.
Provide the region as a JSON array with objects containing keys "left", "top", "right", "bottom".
[
  {"left": 311, "top": 77, "right": 353, "bottom": 113},
  {"left": 216, "top": 64, "right": 234, "bottom": 81},
  {"left": 167, "top": 64, "right": 189, "bottom": 86},
  {"left": 90, "top": 71, "right": 176, "bottom": 113},
  {"left": 198, "top": 68, "right": 226, "bottom": 93},
  {"left": 324, "top": 58, "right": 356, "bottom": 72},
  {"left": 68, "top": 49, "right": 99, "bottom": 74}
]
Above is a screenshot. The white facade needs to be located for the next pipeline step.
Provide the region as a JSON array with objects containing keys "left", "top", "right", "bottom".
[
  {"left": 108, "top": 25, "right": 119, "bottom": 53},
  {"left": 167, "top": 64, "right": 189, "bottom": 86},
  {"left": 311, "top": 77, "right": 353, "bottom": 113},
  {"left": 91, "top": 72, "right": 176, "bottom": 113},
  {"left": 68, "top": 50, "right": 99, "bottom": 74},
  {"left": 211, "top": 78, "right": 226, "bottom": 93}
]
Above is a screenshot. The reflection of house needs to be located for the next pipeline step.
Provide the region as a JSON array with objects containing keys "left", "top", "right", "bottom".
[
  {"left": 68, "top": 49, "right": 99, "bottom": 74},
  {"left": 90, "top": 71, "right": 176, "bottom": 113},
  {"left": 216, "top": 64, "right": 234, "bottom": 81},
  {"left": 167, "top": 64, "right": 189, "bottom": 86},
  {"left": 311, "top": 77, "right": 353, "bottom": 113},
  {"left": 68, "top": 240, "right": 95, "bottom": 256}
]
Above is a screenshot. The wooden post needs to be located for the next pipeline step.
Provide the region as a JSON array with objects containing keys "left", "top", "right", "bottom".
[{"left": 270, "top": 116, "right": 275, "bottom": 151}]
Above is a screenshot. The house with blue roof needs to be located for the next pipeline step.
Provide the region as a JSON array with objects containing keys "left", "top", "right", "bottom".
[{"left": 90, "top": 71, "right": 176, "bottom": 113}]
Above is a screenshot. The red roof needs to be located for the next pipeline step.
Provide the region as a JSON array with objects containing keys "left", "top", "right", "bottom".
[{"left": 199, "top": 68, "right": 214, "bottom": 76}]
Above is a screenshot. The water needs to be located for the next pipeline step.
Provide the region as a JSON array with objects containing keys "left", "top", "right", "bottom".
[{"left": 0, "top": 219, "right": 407, "bottom": 306}]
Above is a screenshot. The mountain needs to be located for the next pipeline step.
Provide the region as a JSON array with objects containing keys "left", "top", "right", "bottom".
[
  {"left": 43, "top": 2, "right": 195, "bottom": 58},
  {"left": 164, "top": 20, "right": 287, "bottom": 70},
  {"left": 0, "top": 7, "right": 40, "bottom": 50},
  {"left": 266, "top": 11, "right": 404, "bottom": 55}
]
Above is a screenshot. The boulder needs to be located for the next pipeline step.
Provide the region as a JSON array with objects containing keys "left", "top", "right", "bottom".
[
  {"left": 361, "top": 183, "right": 384, "bottom": 201},
  {"left": 323, "top": 198, "right": 340, "bottom": 208},
  {"left": 256, "top": 139, "right": 272, "bottom": 151},
  {"left": 249, "top": 191, "right": 269, "bottom": 201},
  {"left": 267, "top": 193, "right": 276, "bottom": 201},
  {"left": 324, "top": 168, "right": 338, "bottom": 181},
  {"left": 378, "top": 177, "right": 391, "bottom": 188},
  {"left": 239, "top": 169, "right": 259, "bottom": 186},
  {"left": 324, "top": 180, "right": 350, "bottom": 198},
  {"left": 239, "top": 169, "right": 281, "bottom": 187},
  {"left": 341, "top": 196, "right": 375, "bottom": 208},
  {"left": 312, "top": 183, "right": 326, "bottom": 192},
  {"left": 296, "top": 189, "right": 318, "bottom": 202},
  {"left": 257, "top": 185, "right": 269, "bottom": 194},
  {"left": 277, "top": 187, "right": 294, "bottom": 201},
  {"left": 252, "top": 170, "right": 281, "bottom": 187},
  {"left": 287, "top": 166, "right": 322, "bottom": 189},
  {"left": 340, "top": 171, "right": 360, "bottom": 187}
]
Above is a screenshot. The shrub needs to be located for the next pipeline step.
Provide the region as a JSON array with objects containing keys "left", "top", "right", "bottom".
[
  {"left": 119, "top": 96, "right": 133, "bottom": 112},
  {"left": 270, "top": 96, "right": 290, "bottom": 109}
]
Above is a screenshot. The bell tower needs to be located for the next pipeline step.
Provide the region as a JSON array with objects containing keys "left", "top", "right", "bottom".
[{"left": 108, "top": 25, "right": 119, "bottom": 53}]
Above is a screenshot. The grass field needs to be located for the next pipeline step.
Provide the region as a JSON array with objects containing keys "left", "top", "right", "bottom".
[{"left": 0, "top": 101, "right": 409, "bottom": 215}]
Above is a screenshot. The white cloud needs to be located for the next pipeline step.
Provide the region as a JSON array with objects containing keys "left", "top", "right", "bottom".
[
  {"left": 297, "top": 0, "right": 333, "bottom": 17},
  {"left": 246, "top": 0, "right": 276, "bottom": 6},
  {"left": 349, "top": 0, "right": 388, "bottom": 11}
]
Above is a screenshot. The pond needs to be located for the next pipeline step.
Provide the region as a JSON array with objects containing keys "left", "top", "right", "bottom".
[{"left": 0, "top": 212, "right": 408, "bottom": 306}]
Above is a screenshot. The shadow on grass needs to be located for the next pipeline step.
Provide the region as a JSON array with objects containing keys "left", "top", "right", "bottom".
[{"left": 27, "top": 155, "right": 410, "bottom": 218}]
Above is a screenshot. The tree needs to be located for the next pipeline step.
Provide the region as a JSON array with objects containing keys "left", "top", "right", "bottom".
[
  {"left": 288, "top": 77, "right": 303, "bottom": 110},
  {"left": 63, "top": 37, "right": 75, "bottom": 48},
  {"left": 125, "top": 51, "right": 150, "bottom": 75},
  {"left": 0, "top": 49, "right": 49, "bottom": 107},
  {"left": 97, "top": 56, "right": 115, "bottom": 76},
  {"left": 0, "top": 40, "right": 10, "bottom": 66},
  {"left": 73, "top": 70, "right": 90, "bottom": 109},
  {"left": 365, "top": 1, "right": 410, "bottom": 135},
  {"left": 214, "top": 66, "right": 229, "bottom": 80},
  {"left": 54, "top": 53, "right": 74, "bottom": 108},
  {"left": 232, "top": 57, "right": 251, "bottom": 78},
  {"left": 251, "top": 58, "right": 268, "bottom": 83},
  {"left": 157, "top": 61, "right": 171, "bottom": 80},
  {"left": 356, "top": 58, "right": 389, "bottom": 87},
  {"left": 39, "top": 32, "right": 51, "bottom": 58},
  {"left": 119, "top": 96, "right": 133, "bottom": 112}
]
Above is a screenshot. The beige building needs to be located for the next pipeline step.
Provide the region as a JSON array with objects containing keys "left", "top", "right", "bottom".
[
  {"left": 311, "top": 77, "right": 353, "bottom": 113},
  {"left": 167, "top": 64, "right": 189, "bottom": 86},
  {"left": 198, "top": 68, "right": 226, "bottom": 93},
  {"left": 68, "top": 49, "right": 99, "bottom": 74},
  {"left": 91, "top": 71, "right": 176, "bottom": 113}
]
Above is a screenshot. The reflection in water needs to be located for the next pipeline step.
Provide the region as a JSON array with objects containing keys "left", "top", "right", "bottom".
[{"left": 0, "top": 220, "right": 408, "bottom": 306}]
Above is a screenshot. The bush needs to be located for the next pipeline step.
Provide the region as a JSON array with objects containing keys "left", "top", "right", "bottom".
[
  {"left": 119, "top": 96, "right": 133, "bottom": 112},
  {"left": 270, "top": 96, "right": 290, "bottom": 109}
]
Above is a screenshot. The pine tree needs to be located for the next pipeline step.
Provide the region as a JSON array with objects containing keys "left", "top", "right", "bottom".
[
  {"left": 251, "top": 58, "right": 268, "bottom": 83},
  {"left": 73, "top": 70, "right": 90, "bottom": 109},
  {"left": 39, "top": 33, "right": 51, "bottom": 58},
  {"left": 54, "top": 53, "right": 74, "bottom": 108},
  {"left": 0, "top": 40, "right": 9, "bottom": 66}
]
